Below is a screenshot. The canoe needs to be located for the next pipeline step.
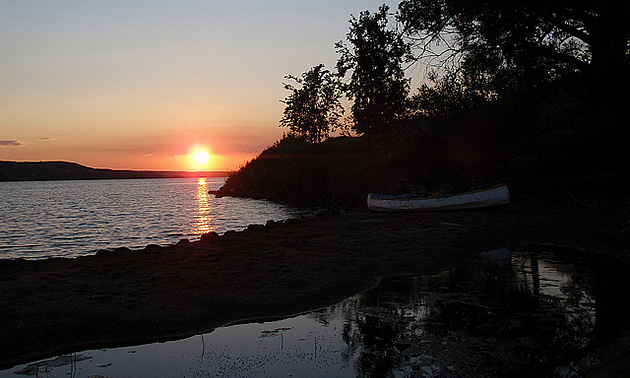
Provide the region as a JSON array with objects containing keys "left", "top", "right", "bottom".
[{"left": 367, "top": 184, "right": 510, "bottom": 212}]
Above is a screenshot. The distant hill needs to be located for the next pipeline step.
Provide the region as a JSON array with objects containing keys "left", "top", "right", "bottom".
[{"left": 0, "top": 161, "right": 230, "bottom": 182}]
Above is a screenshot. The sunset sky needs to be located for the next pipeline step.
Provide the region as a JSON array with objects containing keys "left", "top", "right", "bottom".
[{"left": 1, "top": 0, "right": 396, "bottom": 171}]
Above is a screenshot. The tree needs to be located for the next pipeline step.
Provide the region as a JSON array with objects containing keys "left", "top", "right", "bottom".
[
  {"left": 280, "top": 64, "right": 344, "bottom": 144},
  {"left": 398, "top": 0, "right": 628, "bottom": 89},
  {"left": 410, "top": 69, "right": 478, "bottom": 128},
  {"left": 336, "top": 5, "right": 411, "bottom": 142},
  {"left": 397, "top": 0, "right": 630, "bottom": 168}
]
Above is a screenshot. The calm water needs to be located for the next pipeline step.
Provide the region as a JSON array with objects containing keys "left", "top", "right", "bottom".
[
  {"left": 0, "top": 178, "right": 305, "bottom": 260},
  {"left": 5, "top": 246, "right": 629, "bottom": 377}
]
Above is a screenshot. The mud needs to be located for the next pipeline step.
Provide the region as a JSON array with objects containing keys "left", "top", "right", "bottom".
[{"left": 1, "top": 196, "right": 629, "bottom": 375}]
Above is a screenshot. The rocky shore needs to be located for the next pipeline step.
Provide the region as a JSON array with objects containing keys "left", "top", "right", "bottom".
[{"left": 1, "top": 195, "right": 629, "bottom": 375}]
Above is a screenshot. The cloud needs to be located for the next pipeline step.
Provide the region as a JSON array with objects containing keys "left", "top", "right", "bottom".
[
  {"left": 0, "top": 140, "right": 24, "bottom": 147},
  {"left": 39, "top": 137, "right": 58, "bottom": 142}
]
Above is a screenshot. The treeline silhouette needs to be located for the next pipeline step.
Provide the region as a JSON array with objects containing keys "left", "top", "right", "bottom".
[
  {"left": 219, "top": 0, "right": 629, "bottom": 207},
  {"left": 0, "top": 161, "right": 227, "bottom": 181}
]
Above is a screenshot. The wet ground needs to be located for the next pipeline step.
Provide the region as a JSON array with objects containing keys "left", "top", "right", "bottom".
[
  {"left": 1, "top": 197, "right": 629, "bottom": 375},
  {"left": 356, "top": 245, "right": 630, "bottom": 377},
  {"left": 4, "top": 245, "right": 629, "bottom": 377}
]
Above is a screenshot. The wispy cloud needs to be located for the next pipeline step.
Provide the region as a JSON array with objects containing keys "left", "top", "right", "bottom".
[
  {"left": 39, "top": 137, "right": 58, "bottom": 142},
  {"left": 0, "top": 140, "right": 24, "bottom": 147}
]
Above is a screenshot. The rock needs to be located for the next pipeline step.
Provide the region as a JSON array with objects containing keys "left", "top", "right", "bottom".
[
  {"left": 200, "top": 232, "right": 219, "bottom": 242},
  {"left": 143, "top": 244, "right": 162, "bottom": 251},
  {"left": 246, "top": 224, "right": 265, "bottom": 232},
  {"left": 95, "top": 247, "right": 131, "bottom": 257}
]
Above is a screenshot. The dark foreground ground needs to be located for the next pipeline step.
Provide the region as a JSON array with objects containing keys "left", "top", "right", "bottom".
[{"left": 1, "top": 195, "right": 629, "bottom": 375}]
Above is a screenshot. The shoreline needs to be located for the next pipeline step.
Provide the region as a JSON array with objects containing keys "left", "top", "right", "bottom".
[{"left": 1, "top": 196, "right": 629, "bottom": 373}]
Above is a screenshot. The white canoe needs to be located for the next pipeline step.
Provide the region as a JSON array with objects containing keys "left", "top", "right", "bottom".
[{"left": 367, "top": 184, "right": 510, "bottom": 212}]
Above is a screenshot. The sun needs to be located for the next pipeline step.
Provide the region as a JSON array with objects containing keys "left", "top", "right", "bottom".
[
  {"left": 188, "top": 146, "right": 212, "bottom": 170},
  {"left": 193, "top": 150, "right": 210, "bottom": 165}
]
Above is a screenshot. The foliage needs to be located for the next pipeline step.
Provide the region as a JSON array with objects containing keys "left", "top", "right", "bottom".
[
  {"left": 280, "top": 65, "right": 344, "bottom": 144},
  {"left": 336, "top": 5, "right": 412, "bottom": 140},
  {"left": 218, "top": 134, "right": 387, "bottom": 207},
  {"left": 397, "top": 0, "right": 629, "bottom": 171},
  {"left": 236, "top": 1, "right": 630, "bottom": 209},
  {"left": 397, "top": 0, "right": 629, "bottom": 91},
  {"left": 407, "top": 68, "right": 487, "bottom": 135}
]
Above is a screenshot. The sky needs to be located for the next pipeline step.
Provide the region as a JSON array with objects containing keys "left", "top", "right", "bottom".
[{"left": 1, "top": 0, "right": 399, "bottom": 171}]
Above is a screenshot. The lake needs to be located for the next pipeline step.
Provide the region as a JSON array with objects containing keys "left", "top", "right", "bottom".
[{"left": 0, "top": 177, "right": 306, "bottom": 260}]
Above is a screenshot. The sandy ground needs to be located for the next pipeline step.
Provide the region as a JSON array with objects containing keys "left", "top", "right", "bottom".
[{"left": 1, "top": 195, "right": 629, "bottom": 374}]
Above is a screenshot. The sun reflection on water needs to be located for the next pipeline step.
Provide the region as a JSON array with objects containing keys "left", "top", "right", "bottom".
[{"left": 193, "top": 178, "right": 212, "bottom": 235}]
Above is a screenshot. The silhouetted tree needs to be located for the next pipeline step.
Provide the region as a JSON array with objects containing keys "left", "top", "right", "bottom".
[
  {"left": 397, "top": 0, "right": 630, "bottom": 167},
  {"left": 336, "top": 5, "right": 411, "bottom": 143},
  {"left": 409, "top": 68, "right": 485, "bottom": 131},
  {"left": 398, "top": 0, "right": 628, "bottom": 90},
  {"left": 280, "top": 64, "right": 344, "bottom": 144}
]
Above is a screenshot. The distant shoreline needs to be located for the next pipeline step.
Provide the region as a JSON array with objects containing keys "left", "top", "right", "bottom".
[{"left": 0, "top": 161, "right": 230, "bottom": 182}]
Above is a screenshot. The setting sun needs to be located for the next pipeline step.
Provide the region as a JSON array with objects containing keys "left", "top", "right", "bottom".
[
  {"left": 187, "top": 146, "right": 212, "bottom": 171},
  {"left": 194, "top": 150, "right": 210, "bottom": 165}
]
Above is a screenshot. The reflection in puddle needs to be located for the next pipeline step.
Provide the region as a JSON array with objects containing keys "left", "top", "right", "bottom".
[
  {"left": 353, "top": 246, "right": 608, "bottom": 377},
  {"left": 5, "top": 246, "right": 629, "bottom": 377}
]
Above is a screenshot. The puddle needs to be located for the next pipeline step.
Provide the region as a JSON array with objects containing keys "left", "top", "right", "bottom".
[{"left": 3, "top": 245, "right": 629, "bottom": 377}]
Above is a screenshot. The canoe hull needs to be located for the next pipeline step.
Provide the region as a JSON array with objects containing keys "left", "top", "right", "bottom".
[{"left": 367, "top": 184, "right": 510, "bottom": 212}]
